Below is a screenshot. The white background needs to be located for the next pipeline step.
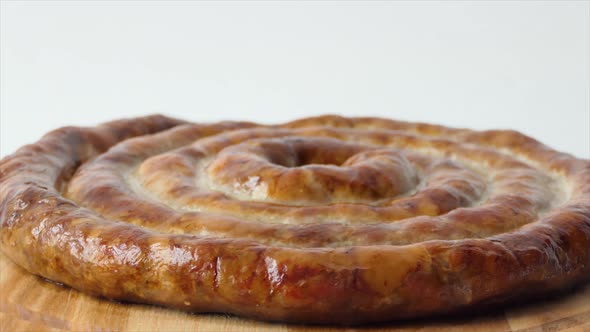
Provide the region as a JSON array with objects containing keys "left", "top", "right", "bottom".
[{"left": 1, "top": 1, "right": 589, "bottom": 158}]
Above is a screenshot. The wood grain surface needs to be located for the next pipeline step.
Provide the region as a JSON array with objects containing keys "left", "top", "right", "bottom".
[{"left": 1, "top": 253, "right": 589, "bottom": 332}]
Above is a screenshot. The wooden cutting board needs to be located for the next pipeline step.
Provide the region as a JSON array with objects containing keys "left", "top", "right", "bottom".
[{"left": 1, "top": 253, "right": 589, "bottom": 332}]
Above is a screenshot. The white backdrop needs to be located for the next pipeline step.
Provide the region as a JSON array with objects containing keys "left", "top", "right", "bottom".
[{"left": 1, "top": 1, "right": 588, "bottom": 158}]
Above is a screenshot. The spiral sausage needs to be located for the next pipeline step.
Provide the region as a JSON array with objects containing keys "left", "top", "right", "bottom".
[{"left": 1, "top": 115, "right": 588, "bottom": 324}]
